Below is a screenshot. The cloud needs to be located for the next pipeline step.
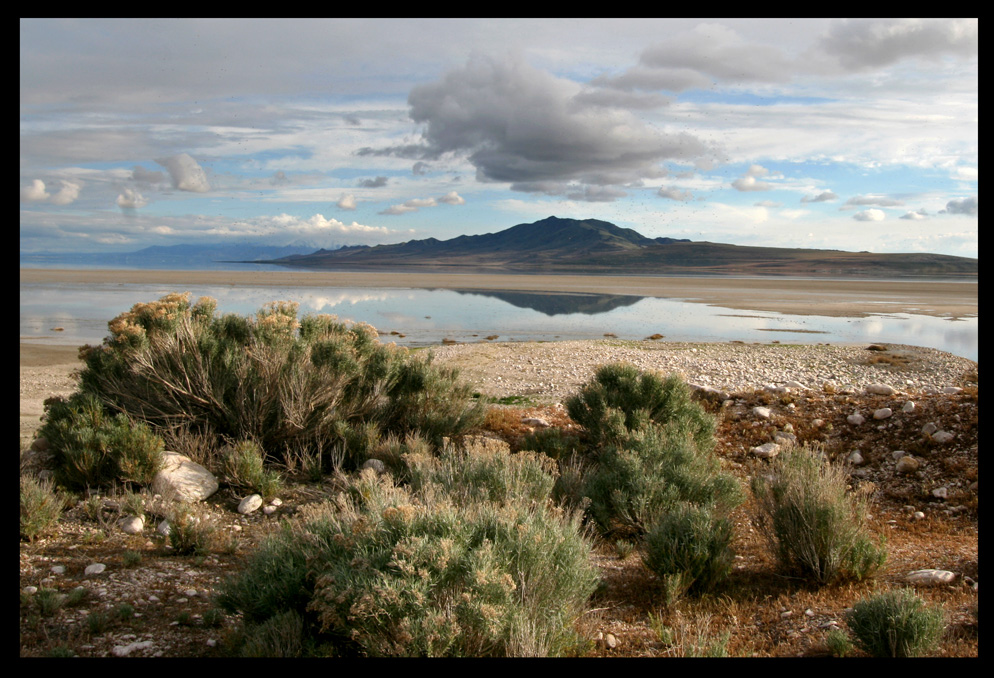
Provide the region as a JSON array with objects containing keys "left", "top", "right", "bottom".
[
  {"left": 21, "top": 179, "right": 50, "bottom": 202},
  {"left": 20, "top": 178, "right": 81, "bottom": 204},
  {"left": 267, "top": 213, "right": 391, "bottom": 239},
  {"left": 899, "top": 209, "right": 928, "bottom": 220},
  {"left": 818, "top": 19, "right": 978, "bottom": 72},
  {"left": 731, "top": 175, "right": 771, "bottom": 192},
  {"left": 117, "top": 188, "right": 147, "bottom": 209},
  {"left": 50, "top": 181, "right": 82, "bottom": 205},
  {"left": 155, "top": 153, "right": 211, "bottom": 192},
  {"left": 372, "top": 53, "right": 713, "bottom": 197},
  {"left": 657, "top": 186, "right": 693, "bottom": 201},
  {"left": 801, "top": 191, "right": 838, "bottom": 203},
  {"left": 843, "top": 195, "right": 904, "bottom": 209},
  {"left": 942, "top": 196, "right": 977, "bottom": 215},
  {"left": 438, "top": 191, "right": 465, "bottom": 205},
  {"left": 853, "top": 208, "right": 885, "bottom": 221},
  {"left": 132, "top": 166, "right": 166, "bottom": 184},
  {"left": 337, "top": 194, "right": 357, "bottom": 210},
  {"left": 412, "top": 161, "right": 429, "bottom": 176},
  {"left": 358, "top": 176, "right": 388, "bottom": 188}
]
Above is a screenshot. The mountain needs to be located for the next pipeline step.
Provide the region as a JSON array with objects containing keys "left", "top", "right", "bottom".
[
  {"left": 265, "top": 216, "right": 977, "bottom": 278},
  {"left": 20, "top": 243, "right": 320, "bottom": 269}
]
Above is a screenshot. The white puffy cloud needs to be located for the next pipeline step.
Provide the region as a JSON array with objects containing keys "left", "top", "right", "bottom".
[
  {"left": 50, "top": 180, "right": 82, "bottom": 205},
  {"left": 818, "top": 18, "right": 978, "bottom": 72},
  {"left": 731, "top": 175, "right": 771, "bottom": 192},
  {"left": 337, "top": 194, "right": 357, "bottom": 210},
  {"left": 117, "top": 188, "right": 147, "bottom": 209},
  {"left": 20, "top": 178, "right": 81, "bottom": 204},
  {"left": 899, "top": 210, "right": 927, "bottom": 220},
  {"left": 21, "top": 179, "right": 50, "bottom": 202},
  {"left": 438, "top": 191, "right": 465, "bottom": 205},
  {"left": 844, "top": 195, "right": 904, "bottom": 208},
  {"left": 853, "top": 208, "right": 885, "bottom": 221},
  {"left": 155, "top": 153, "right": 211, "bottom": 192}
]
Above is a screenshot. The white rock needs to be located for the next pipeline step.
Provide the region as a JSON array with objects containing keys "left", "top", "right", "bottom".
[
  {"left": 847, "top": 451, "right": 864, "bottom": 465},
  {"left": 931, "top": 486, "right": 949, "bottom": 499},
  {"left": 753, "top": 406, "right": 772, "bottom": 419},
  {"left": 151, "top": 451, "right": 219, "bottom": 503},
  {"left": 270, "top": 497, "right": 282, "bottom": 507},
  {"left": 847, "top": 414, "right": 865, "bottom": 425},
  {"left": 23, "top": 586, "right": 38, "bottom": 595},
  {"left": 941, "top": 386, "right": 963, "bottom": 395},
  {"left": 263, "top": 505, "right": 277, "bottom": 515},
  {"left": 866, "top": 383, "right": 896, "bottom": 396},
  {"left": 873, "top": 408, "right": 893, "bottom": 420},
  {"left": 921, "top": 422, "right": 938, "bottom": 435},
  {"left": 238, "top": 494, "right": 263, "bottom": 515},
  {"left": 521, "top": 417, "right": 551, "bottom": 427},
  {"left": 751, "top": 442, "right": 780, "bottom": 459},
  {"left": 913, "top": 511, "right": 926, "bottom": 520},
  {"left": 931, "top": 431, "right": 955, "bottom": 444},
  {"left": 51, "top": 565, "right": 65, "bottom": 575},
  {"left": 118, "top": 515, "right": 145, "bottom": 535},
  {"left": 84, "top": 563, "right": 106, "bottom": 576},
  {"left": 902, "top": 401, "right": 916, "bottom": 413},
  {"left": 906, "top": 569, "right": 957, "bottom": 586},
  {"left": 112, "top": 640, "right": 154, "bottom": 657},
  {"left": 157, "top": 519, "right": 171, "bottom": 536}
]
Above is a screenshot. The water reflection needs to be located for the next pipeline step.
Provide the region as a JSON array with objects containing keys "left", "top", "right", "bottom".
[{"left": 20, "top": 282, "right": 977, "bottom": 362}]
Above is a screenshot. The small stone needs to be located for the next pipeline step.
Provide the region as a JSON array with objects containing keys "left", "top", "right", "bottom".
[
  {"left": 753, "top": 406, "right": 772, "bottom": 419},
  {"left": 941, "top": 386, "right": 963, "bottom": 395},
  {"left": 895, "top": 456, "right": 920, "bottom": 474},
  {"left": 913, "top": 511, "right": 925, "bottom": 520},
  {"left": 604, "top": 633, "right": 618, "bottom": 649},
  {"left": 238, "top": 494, "right": 263, "bottom": 515},
  {"left": 902, "top": 401, "right": 916, "bottom": 413},
  {"left": 866, "top": 383, "right": 896, "bottom": 396},
  {"left": 270, "top": 497, "right": 283, "bottom": 507},
  {"left": 847, "top": 451, "right": 864, "bottom": 466},
  {"left": 521, "top": 417, "right": 551, "bottom": 428},
  {"left": 751, "top": 442, "right": 780, "bottom": 459},
  {"left": 84, "top": 563, "right": 106, "bottom": 576},
  {"left": 183, "top": 588, "right": 198, "bottom": 598},
  {"left": 804, "top": 609, "right": 815, "bottom": 617},
  {"left": 51, "top": 565, "right": 65, "bottom": 575},
  {"left": 263, "top": 505, "right": 277, "bottom": 515},
  {"left": 119, "top": 515, "right": 145, "bottom": 535},
  {"left": 23, "top": 586, "right": 38, "bottom": 595},
  {"left": 921, "top": 422, "right": 938, "bottom": 436},
  {"left": 847, "top": 414, "right": 865, "bottom": 425},
  {"left": 157, "top": 519, "right": 171, "bottom": 536},
  {"left": 931, "top": 486, "right": 948, "bottom": 499},
  {"left": 873, "top": 408, "right": 893, "bottom": 420},
  {"left": 931, "top": 431, "right": 955, "bottom": 444}
]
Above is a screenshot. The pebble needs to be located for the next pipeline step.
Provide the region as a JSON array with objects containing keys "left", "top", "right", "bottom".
[
  {"left": 873, "top": 408, "right": 893, "bottom": 420},
  {"left": 84, "top": 563, "right": 106, "bottom": 576},
  {"left": 753, "top": 406, "right": 772, "bottom": 419},
  {"left": 237, "top": 494, "right": 263, "bottom": 515},
  {"left": 847, "top": 414, "right": 865, "bottom": 425},
  {"left": 906, "top": 569, "right": 957, "bottom": 586},
  {"left": 931, "top": 431, "right": 955, "bottom": 444}
]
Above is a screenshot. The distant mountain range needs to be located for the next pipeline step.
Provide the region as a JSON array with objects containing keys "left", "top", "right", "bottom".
[
  {"left": 263, "top": 216, "right": 977, "bottom": 278},
  {"left": 20, "top": 243, "right": 320, "bottom": 269}
]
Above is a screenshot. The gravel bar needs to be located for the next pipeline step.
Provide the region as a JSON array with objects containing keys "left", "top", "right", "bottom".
[{"left": 429, "top": 340, "right": 978, "bottom": 403}]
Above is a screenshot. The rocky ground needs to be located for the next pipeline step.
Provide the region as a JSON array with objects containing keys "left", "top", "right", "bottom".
[{"left": 19, "top": 340, "right": 978, "bottom": 658}]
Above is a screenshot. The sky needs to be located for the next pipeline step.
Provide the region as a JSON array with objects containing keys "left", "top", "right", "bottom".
[{"left": 20, "top": 18, "right": 978, "bottom": 258}]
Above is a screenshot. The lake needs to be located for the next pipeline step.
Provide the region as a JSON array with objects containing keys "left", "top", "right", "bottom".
[{"left": 20, "top": 275, "right": 978, "bottom": 362}]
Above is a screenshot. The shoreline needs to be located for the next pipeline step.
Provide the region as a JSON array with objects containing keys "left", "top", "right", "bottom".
[{"left": 20, "top": 267, "right": 979, "bottom": 318}]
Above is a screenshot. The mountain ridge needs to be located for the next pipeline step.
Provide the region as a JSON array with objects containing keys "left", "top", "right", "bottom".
[{"left": 267, "top": 216, "right": 977, "bottom": 278}]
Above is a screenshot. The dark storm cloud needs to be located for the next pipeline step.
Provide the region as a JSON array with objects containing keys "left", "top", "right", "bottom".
[{"left": 370, "top": 54, "right": 714, "bottom": 198}]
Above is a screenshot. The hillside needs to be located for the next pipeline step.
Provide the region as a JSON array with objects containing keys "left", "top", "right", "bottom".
[{"left": 267, "top": 216, "right": 977, "bottom": 278}]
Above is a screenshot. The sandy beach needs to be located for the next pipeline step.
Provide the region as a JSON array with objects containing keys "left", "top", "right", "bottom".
[{"left": 20, "top": 268, "right": 979, "bottom": 319}]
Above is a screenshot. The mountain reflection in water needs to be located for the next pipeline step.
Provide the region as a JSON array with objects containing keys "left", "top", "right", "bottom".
[{"left": 451, "top": 289, "right": 643, "bottom": 316}]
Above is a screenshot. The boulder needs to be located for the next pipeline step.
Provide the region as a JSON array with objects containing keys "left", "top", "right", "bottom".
[{"left": 151, "top": 451, "right": 218, "bottom": 503}]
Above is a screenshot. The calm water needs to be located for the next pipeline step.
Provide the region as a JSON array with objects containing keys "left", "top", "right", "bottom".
[{"left": 20, "top": 278, "right": 978, "bottom": 362}]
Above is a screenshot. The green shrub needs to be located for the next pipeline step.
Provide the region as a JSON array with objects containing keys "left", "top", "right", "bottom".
[
  {"left": 218, "top": 444, "right": 598, "bottom": 657},
  {"left": 20, "top": 474, "right": 66, "bottom": 541},
  {"left": 641, "top": 502, "right": 735, "bottom": 601},
  {"left": 846, "top": 589, "right": 945, "bottom": 657},
  {"left": 751, "top": 446, "right": 886, "bottom": 585},
  {"left": 38, "top": 392, "right": 164, "bottom": 490},
  {"left": 166, "top": 504, "right": 219, "bottom": 556},
  {"left": 565, "top": 363, "right": 715, "bottom": 450},
  {"left": 222, "top": 439, "right": 282, "bottom": 498},
  {"left": 75, "top": 294, "right": 483, "bottom": 471},
  {"left": 580, "top": 423, "right": 742, "bottom": 538}
]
